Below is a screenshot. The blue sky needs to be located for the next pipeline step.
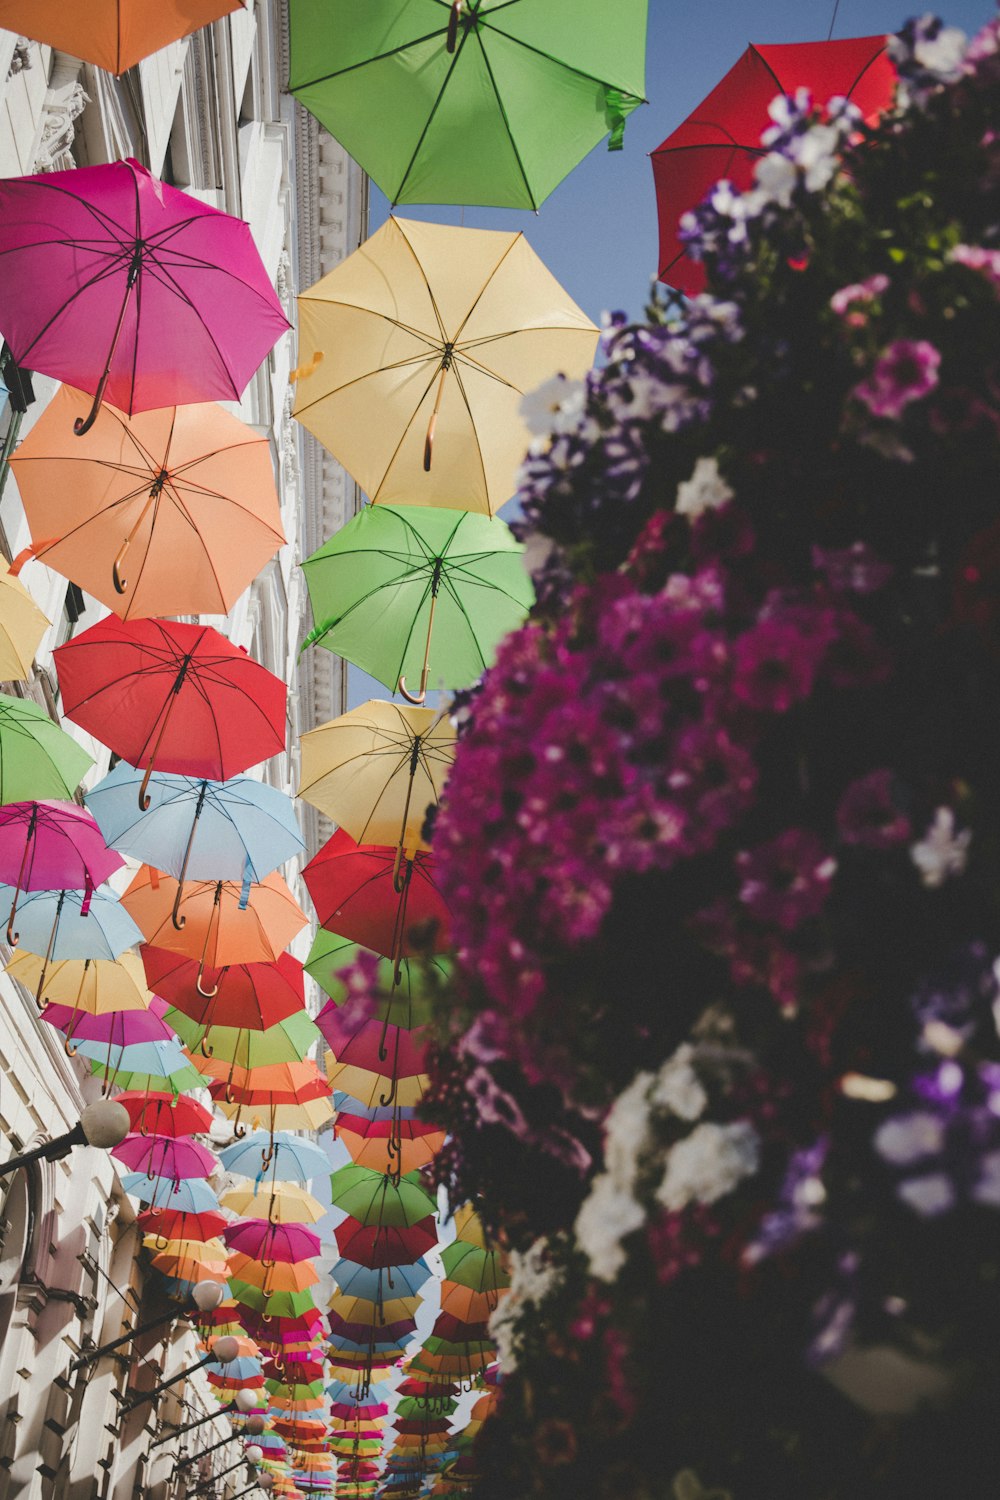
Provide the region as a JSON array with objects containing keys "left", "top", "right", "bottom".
[{"left": 370, "top": 0, "right": 996, "bottom": 325}]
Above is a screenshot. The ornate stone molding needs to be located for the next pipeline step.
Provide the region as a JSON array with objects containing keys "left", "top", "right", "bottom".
[
  {"left": 6, "top": 38, "right": 33, "bottom": 80},
  {"left": 34, "top": 55, "right": 89, "bottom": 173}
]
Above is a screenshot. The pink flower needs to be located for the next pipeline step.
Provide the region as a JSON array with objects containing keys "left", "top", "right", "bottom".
[
  {"left": 731, "top": 619, "right": 826, "bottom": 713},
  {"left": 831, "top": 273, "right": 889, "bottom": 324},
  {"left": 853, "top": 338, "right": 942, "bottom": 419},
  {"left": 836, "top": 769, "right": 912, "bottom": 849},
  {"left": 736, "top": 828, "right": 837, "bottom": 932},
  {"left": 950, "top": 243, "right": 1000, "bottom": 290}
]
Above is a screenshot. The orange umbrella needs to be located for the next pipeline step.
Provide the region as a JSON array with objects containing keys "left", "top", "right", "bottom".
[
  {"left": 122, "top": 866, "right": 308, "bottom": 987},
  {"left": 0, "top": 0, "right": 243, "bottom": 76},
  {"left": 335, "top": 1114, "right": 446, "bottom": 1176},
  {"left": 8, "top": 387, "right": 284, "bottom": 620},
  {"left": 438, "top": 1281, "right": 505, "bottom": 1324},
  {"left": 228, "top": 1255, "right": 320, "bottom": 1294}
]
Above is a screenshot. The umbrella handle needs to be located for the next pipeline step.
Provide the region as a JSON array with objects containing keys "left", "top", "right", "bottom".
[
  {"left": 196, "top": 965, "right": 219, "bottom": 999},
  {"left": 422, "top": 363, "right": 451, "bottom": 472},
  {"left": 138, "top": 686, "right": 187, "bottom": 811},
  {"left": 201, "top": 1036, "right": 214, "bottom": 1059},
  {"left": 397, "top": 590, "right": 437, "bottom": 710},
  {"left": 112, "top": 485, "right": 161, "bottom": 596},
  {"left": 34, "top": 892, "right": 65, "bottom": 1004},
  {"left": 446, "top": 1, "right": 463, "bottom": 53},
  {"left": 74, "top": 253, "right": 141, "bottom": 438},
  {"left": 6, "top": 821, "right": 35, "bottom": 946}
]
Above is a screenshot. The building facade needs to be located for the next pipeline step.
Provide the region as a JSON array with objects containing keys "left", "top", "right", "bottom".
[{"left": 0, "top": 5, "right": 363, "bottom": 1495}]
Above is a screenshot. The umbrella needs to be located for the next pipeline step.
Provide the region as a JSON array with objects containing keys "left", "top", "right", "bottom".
[
  {"left": 88, "top": 1054, "right": 205, "bottom": 1097},
  {"left": 438, "top": 1243, "right": 509, "bottom": 1306},
  {"left": 115, "top": 1091, "right": 213, "bottom": 1137},
  {"left": 123, "top": 868, "right": 307, "bottom": 982},
  {"left": 335, "top": 1115, "right": 445, "bottom": 1178},
  {"left": 328, "top": 1167, "right": 436, "bottom": 1228},
  {"left": 55, "top": 617, "right": 286, "bottom": 809},
  {"left": 0, "top": 157, "right": 289, "bottom": 433},
  {"left": 224, "top": 1222, "right": 322, "bottom": 1263},
  {"left": 41, "top": 1003, "right": 174, "bottom": 1049},
  {"left": 323, "top": 1018, "right": 429, "bottom": 1112},
  {"left": 137, "top": 1207, "right": 228, "bottom": 1245},
  {"left": 334, "top": 1217, "right": 438, "bottom": 1270},
  {"left": 216, "top": 1095, "right": 335, "bottom": 1135},
  {"left": 230, "top": 1282, "right": 319, "bottom": 1319},
  {"left": 149, "top": 953, "right": 310, "bottom": 1039},
  {"left": 219, "top": 1182, "right": 326, "bottom": 1226},
  {"left": 303, "top": 831, "right": 450, "bottom": 973},
  {"left": 86, "top": 765, "right": 303, "bottom": 895},
  {"left": 0, "top": 557, "right": 49, "bottom": 680},
  {"left": 151, "top": 1247, "right": 230, "bottom": 1282},
  {"left": 0, "top": 883, "right": 143, "bottom": 1000},
  {"left": 298, "top": 702, "right": 454, "bottom": 860},
  {"left": 6, "top": 950, "right": 150, "bottom": 1050},
  {"left": 652, "top": 35, "right": 895, "bottom": 295},
  {"left": 0, "top": 0, "right": 244, "bottom": 74},
  {"left": 293, "top": 216, "right": 597, "bottom": 516},
  {"left": 231, "top": 1257, "right": 320, "bottom": 1294},
  {"left": 328, "top": 1312, "right": 416, "bottom": 1345},
  {"left": 9, "top": 387, "right": 285, "bottom": 619},
  {"left": 0, "top": 804, "right": 121, "bottom": 942},
  {"left": 288, "top": 0, "right": 647, "bottom": 209},
  {"left": 305, "top": 930, "right": 446, "bottom": 1031},
  {"left": 0, "top": 694, "right": 92, "bottom": 806},
  {"left": 438, "top": 1282, "right": 505, "bottom": 1325},
  {"left": 219, "top": 1131, "right": 329, "bottom": 1183},
  {"left": 329, "top": 1291, "right": 421, "bottom": 1328},
  {"left": 113, "top": 1133, "right": 217, "bottom": 1179},
  {"left": 120, "top": 1173, "right": 222, "bottom": 1214}
]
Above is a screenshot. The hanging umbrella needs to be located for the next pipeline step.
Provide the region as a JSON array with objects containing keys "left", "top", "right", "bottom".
[
  {"left": 438, "top": 1281, "right": 505, "bottom": 1325},
  {"left": 438, "top": 1243, "right": 509, "bottom": 1305},
  {"left": 231, "top": 1282, "right": 319, "bottom": 1319},
  {"left": 208, "top": 1059, "right": 330, "bottom": 1100},
  {"left": 86, "top": 765, "right": 303, "bottom": 895},
  {"left": 328, "top": 1312, "right": 416, "bottom": 1345},
  {"left": 323, "top": 1018, "right": 430, "bottom": 1111},
  {"left": 41, "top": 1003, "right": 174, "bottom": 1050},
  {"left": 303, "top": 831, "right": 450, "bottom": 973},
  {"left": 151, "top": 1247, "right": 230, "bottom": 1283},
  {"left": 301, "top": 507, "right": 532, "bottom": 703},
  {"left": 55, "top": 617, "right": 286, "bottom": 809},
  {"left": 1, "top": 882, "right": 143, "bottom": 1001},
  {"left": 137, "top": 1206, "right": 228, "bottom": 1244},
  {"left": 113, "top": 1133, "right": 217, "bottom": 1179},
  {"left": 288, "top": 0, "right": 647, "bottom": 209},
  {"left": 298, "top": 701, "right": 454, "bottom": 861},
  {"left": 224, "top": 1222, "right": 322, "bottom": 1263},
  {"left": 220, "top": 1182, "right": 326, "bottom": 1226},
  {"left": 120, "top": 1173, "right": 222, "bottom": 1214},
  {"left": 305, "top": 931, "right": 445, "bottom": 1033},
  {"left": 148, "top": 949, "right": 309, "bottom": 1035},
  {"left": 216, "top": 1095, "right": 335, "bottom": 1135},
  {"left": 9, "top": 387, "right": 285, "bottom": 619},
  {"left": 0, "top": 557, "right": 49, "bottom": 681},
  {"left": 219, "top": 1131, "right": 329, "bottom": 1183},
  {"left": 653, "top": 35, "right": 895, "bottom": 295},
  {"left": 115, "top": 1091, "right": 214, "bottom": 1137},
  {"left": 336, "top": 1114, "right": 445, "bottom": 1178},
  {"left": 335, "top": 1217, "right": 438, "bottom": 1270},
  {"left": 88, "top": 1053, "right": 205, "bottom": 1097},
  {"left": 123, "top": 867, "right": 307, "bottom": 979},
  {"left": 329, "top": 1291, "right": 421, "bottom": 1329},
  {"left": 0, "top": 0, "right": 245, "bottom": 74},
  {"left": 293, "top": 217, "right": 597, "bottom": 516},
  {"left": 329, "top": 1167, "right": 436, "bottom": 1228},
  {"left": 231, "top": 1257, "right": 320, "bottom": 1294},
  {"left": 0, "top": 694, "right": 92, "bottom": 805},
  {"left": 0, "top": 157, "right": 289, "bottom": 434},
  {"left": 6, "top": 950, "right": 150, "bottom": 1051}
]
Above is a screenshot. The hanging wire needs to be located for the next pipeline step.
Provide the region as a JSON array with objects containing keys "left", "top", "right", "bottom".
[{"left": 827, "top": 0, "right": 842, "bottom": 41}]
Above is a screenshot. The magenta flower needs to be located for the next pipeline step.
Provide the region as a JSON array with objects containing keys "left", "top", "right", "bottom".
[
  {"left": 736, "top": 828, "right": 838, "bottom": 931},
  {"left": 853, "top": 338, "right": 942, "bottom": 419},
  {"left": 731, "top": 619, "right": 826, "bottom": 713},
  {"left": 836, "top": 769, "right": 912, "bottom": 849}
]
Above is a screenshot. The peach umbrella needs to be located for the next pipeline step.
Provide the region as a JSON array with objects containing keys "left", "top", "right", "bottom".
[
  {"left": 0, "top": 0, "right": 244, "bottom": 77},
  {"left": 8, "top": 387, "right": 284, "bottom": 620}
]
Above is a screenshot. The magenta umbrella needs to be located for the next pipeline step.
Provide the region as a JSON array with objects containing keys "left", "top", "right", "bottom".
[
  {"left": 0, "top": 158, "right": 289, "bottom": 435},
  {"left": 224, "top": 1220, "right": 323, "bottom": 1264},
  {"left": 40, "top": 1001, "right": 175, "bottom": 1047},
  {"left": 0, "top": 801, "right": 123, "bottom": 946},
  {"left": 112, "top": 1133, "right": 217, "bottom": 1180}
]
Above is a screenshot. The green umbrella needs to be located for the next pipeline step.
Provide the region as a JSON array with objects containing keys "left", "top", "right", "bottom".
[
  {"left": 439, "top": 1241, "right": 510, "bottom": 1296},
  {"left": 229, "top": 1280, "right": 319, "bottom": 1318},
  {"left": 288, "top": 0, "right": 648, "bottom": 210},
  {"left": 302, "top": 505, "right": 533, "bottom": 703},
  {"left": 87, "top": 1057, "right": 205, "bottom": 1096},
  {"left": 166, "top": 1007, "right": 320, "bottom": 1067},
  {"left": 0, "top": 692, "right": 93, "bottom": 804},
  {"left": 305, "top": 929, "right": 449, "bottom": 1030},
  {"left": 329, "top": 1165, "right": 437, "bottom": 1227}
]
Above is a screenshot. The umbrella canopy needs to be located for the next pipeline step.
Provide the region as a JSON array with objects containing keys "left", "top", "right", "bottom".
[
  {"left": 0, "top": 883, "right": 143, "bottom": 962},
  {"left": 293, "top": 216, "right": 597, "bottom": 516},
  {"left": 653, "top": 35, "right": 895, "bottom": 295},
  {"left": 7, "top": 949, "right": 150, "bottom": 1021},
  {"left": 0, "top": 157, "right": 289, "bottom": 431},
  {"left": 230, "top": 1257, "right": 320, "bottom": 1293},
  {"left": 9, "top": 387, "right": 285, "bottom": 619},
  {"left": 224, "top": 1221, "right": 322, "bottom": 1263},
  {"left": 123, "top": 868, "right": 307, "bottom": 970},
  {"left": 152, "top": 956, "right": 310, "bottom": 1040},
  {"left": 438, "top": 1243, "right": 510, "bottom": 1301},
  {"left": 0, "top": 694, "right": 92, "bottom": 805},
  {"left": 0, "top": 558, "right": 49, "bottom": 681},
  {"left": 216, "top": 1095, "right": 336, "bottom": 1134},
  {"left": 336, "top": 1114, "right": 445, "bottom": 1177},
  {"left": 220, "top": 1182, "right": 326, "bottom": 1225},
  {"left": 0, "top": 798, "right": 128, "bottom": 948},
  {"left": 0, "top": 0, "right": 244, "bottom": 74},
  {"left": 41, "top": 1003, "right": 174, "bottom": 1048},
  {"left": 334, "top": 1216, "right": 438, "bottom": 1269},
  {"left": 288, "top": 0, "right": 647, "bottom": 209},
  {"left": 305, "top": 930, "right": 445, "bottom": 1031},
  {"left": 87, "top": 765, "right": 303, "bottom": 884},
  {"left": 55, "top": 618, "right": 286, "bottom": 803},
  {"left": 113, "top": 1133, "right": 217, "bottom": 1179},
  {"left": 328, "top": 1167, "right": 437, "bottom": 1228},
  {"left": 299, "top": 701, "right": 454, "bottom": 854},
  {"left": 208, "top": 1060, "right": 330, "bottom": 1101},
  {"left": 120, "top": 1173, "right": 222, "bottom": 1214},
  {"left": 328, "top": 1290, "right": 421, "bottom": 1327},
  {"left": 323, "top": 1017, "right": 429, "bottom": 1111},
  {"left": 115, "top": 1091, "right": 213, "bottom": 1137},
  {"left": 303, "top": 831, "right": 449, "bottom": 961},
  {"left": 137, "top": 1206, "right": 228, "bottom": 1243},
  {"left": 89, "top": 1054, "right": 204, "bottom": 1096},
  {"left": 219, "top": 1131, "right": 329, "bottom": 1184}
]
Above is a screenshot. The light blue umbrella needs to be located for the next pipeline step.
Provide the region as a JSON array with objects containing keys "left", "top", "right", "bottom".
[
  {"left": 332, "top": 1259, "right": 434, "bottom": 1302},
  {"left": 204, "top": 1356, "right": 262, "bottom": 1380},
  {"left": 333, "top": 1091, "right": 418, "bottom": 1123},
  {"left": 325, "top": 1378, "right": 391, "bottom": 1404},
  {"left": 219, "top": 1129, "right": 329, "bottom": 1183},
  {"left": 327, "top": 1332, "right": 411, "bottom": 1355},
  {"left": 120, "top": 1174, "right": 222, "bottom": 1214},
  {"left": 85, "top": 765, "right": 304, "bottom": 916},
  {"left": 0, "top": 883, "right": 142, "bottom": 962},
  {"left": 75, "top": 1035, "right": 191, "bottom": 1076}
]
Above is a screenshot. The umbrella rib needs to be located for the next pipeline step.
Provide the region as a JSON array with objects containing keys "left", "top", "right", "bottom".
[
  {"left": 368, "top": 362, "right": 445, "bottom": 506},
  {"left": 465, "top": 23, "right": 537, "bottom": 209},
  {"left": 296, "top": 297, "right": 443, "bottom": 351},
  {"left": 390, "top": 219, "right": 451, "bottom": 347},
  {"left": 12, "top": 252, "right": 139, "bottom": 365},
  {"left": 450, "top": 232, "right": 523, "bottom": 346},
  {"left": 452, "top": 348, "right": 522, "bottom": 393},
  {"left": 390, "top": 26, "right": 472, "bottom": 207},
  {"left": 135, "top": 258, "right": 244, "bottom": 401},
  {"left": 446, "top": 361, "right": 490, "bottom": 504},
  {"left": 0, "top": 176, "right": 138, "bottom": 243},
  {"left": 291, "top": 350, "right": 442, "bottom": 420},
  {"left": 481, "top": 10, "right": 646, "bottom": 98},
  {"left": 290, "top": 26, "right": 448, "bottom": 91}
]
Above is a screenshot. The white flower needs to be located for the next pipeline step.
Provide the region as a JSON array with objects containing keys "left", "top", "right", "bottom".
[
  {"left": 507, "top": 1237, "right": 562, "bottom": 1305},
  {"left": 675, "top": 456, "right": 734, "bottom": 521},
  {"left": 874, "top": 1111, "right": 946, "bottom": 1166},
  {"left": 650, "top": 1044, "right": 708, "bottom": 1122},
  {"left": 754, "top": 152, "right": 798, "bottom": 208},
  {"left": 489, "top": 1297, "right": 521, "bottom": 1373},
  {"left": 910, "top": 808, "right": 971, "bottom": 888},
  {"left": 603, "top": 1071, "right": 654, "bottom": 1191},
  {"left": 914, "top": 25, "right": 967, "bottom": 77},
  {"left": 897, "top": 1173, "right": 955, "bottom": 1217},
  {"left": 972, "top": 1151, "right": 1000, "bottom": 1208},
  {"left": 520, "top": 374, "right": 586, "bottom": 438},
  {"left": 656, "top": 1120, "right": 761, "bottom": 1213},
  {"left": 574, "top": 1172, "right": 646, "bottom": 1282},
  {"left": 794, "top": 123, "right": 841, "bottom": 192}
]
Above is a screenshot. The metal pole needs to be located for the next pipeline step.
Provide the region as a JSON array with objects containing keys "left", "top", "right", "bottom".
[
  {"left": 153, "top": 1402, "right": 237, "bottom": 1448},
  {"left": 172, "top": 1431, "right": 240, "bottom": 1468},
  {"left": 72, "top": 1306, "right": 191, "bottom": 1369},
  {"left": 120, "top": 1349, "right": 217, "bottom": 1412},
  {"left": 0, "top": 1122, "right": 87, "bottom": 1177}
]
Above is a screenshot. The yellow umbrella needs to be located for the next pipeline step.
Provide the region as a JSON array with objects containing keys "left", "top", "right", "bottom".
[
  {"left": 215, "top": 1095, "right": 335, "bottom": 1133},
  {"left": 293, "top": 216, "right": 598, "bottom": 517},
  {"left": 0, "top": 557, "right": 49, "bottom": 679},
  {"left": 143, "top": 1234, "right": 229, "bottom": 1259},
  {"left": 328, "top": 1290, "right": 421, "bottom": 1325},
  {"left": 298, "top": 701, "right": 455, "bottom": 864},
  {"left": 324, "top": 1048, "right": 428, "bottom": 1109},
  {"left": 7, "top": 949, "right": 151, "bottom": 1030},
  {"left": 219, "top": 1181, "right": 326, "bottom": 1225}
]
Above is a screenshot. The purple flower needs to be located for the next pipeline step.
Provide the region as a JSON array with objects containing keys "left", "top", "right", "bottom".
[
  {"left": 853, "top": 339, "right": 942, "bottom": 419},
  {"left": 830, "top": 273, "right": 889, "bottom": 320},
  {"left": 731, "top": 619, "right": 826, "bottom": 713},
  {"left": 811, "top": 542, "right": 894, "bottom": 595},
  {"left": 836, "top": 769, "right": 912, "bottom": 849},
  {"left": 736, "top": 828, "right": 837, "bottom": 931},
  {"left": 466, "top": 1066, "right": 530, "bottom": 1135}
]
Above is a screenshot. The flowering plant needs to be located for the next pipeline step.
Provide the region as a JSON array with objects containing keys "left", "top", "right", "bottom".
[{"left": 424, "top": 14, "right": 1000, "bottom": 1498}]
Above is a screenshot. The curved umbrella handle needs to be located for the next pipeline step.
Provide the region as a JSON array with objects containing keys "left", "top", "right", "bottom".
[
  {"left": 196, "top": 965, "right": 219, "bottom": 999},
  {"left": 397, "top": 674, "right": 426, "bottom": 706},
  {"left": 170, "top": 879, "right": 187, "bottom": 932},
  {"left": 201, "top": 1036, "right": 214, "bottom": 1059},
  {"left": 446, "top": 1, "right": 463, "bottom": 54},
  {"left": 112, "top": 538, "right": 130, "bottom": 596},
  {"left": 74, "top": 254, "right": 141, "bottom": 438}
]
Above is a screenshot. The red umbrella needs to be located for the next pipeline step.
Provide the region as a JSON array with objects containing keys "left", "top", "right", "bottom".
[
  {"left": 137, "top": 1206, "right": 228, "bottom": 1244},
  {"left": 321, "top": 1014, "right": 428, "bottom": 1077},
  {"left": 55, "top": 617, "right": 286, "bottom": 808},
  {"left": 114, "top": 1090, "right": 213, "bottom": 1137},
  {"left": 334, "top": 1215, "right": 438, "bottom": 1269},
  {"left": 328, "top": 1313, "right": 417, "bottom": 1344},
  {"left": 0, "top": 157, "right": 288, "bottom": 433},
  {"left": 224, "top": 1220, "right": 322, "bottom": 1263},
  {"left": 652, "top": 35, "right": 895, "bottom": 295},
  {"left": 303, "top": 830, "right": 450, "bottom": 967},
  {"left": 141, "top": 945, "right": 306, "bottom": 1030},
  {"left": 0, "top": 801, "right": 122, "bottom": 945}
]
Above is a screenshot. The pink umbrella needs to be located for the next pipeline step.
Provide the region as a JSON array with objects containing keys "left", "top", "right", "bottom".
[
  {"left": 0, "top": 801, "right": 123, "bottom": 946},
  {"left": 0, "top": 158, "right": 289, "bottom": 434},
  {"left": 40, "top": 1002, "right": 175, "bottom": 1046},
  {"left": 112, "top": 1133, "right": 217, "bottom": 1179},
  {"left": 224, "top": 1220, "right": 323, "bottom": 1264}
]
